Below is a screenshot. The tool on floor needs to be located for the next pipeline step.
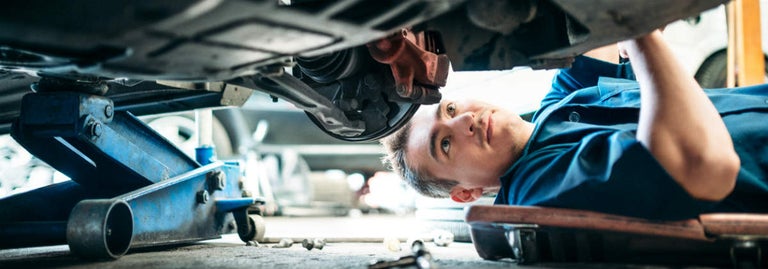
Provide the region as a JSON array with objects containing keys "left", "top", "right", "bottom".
[
  {"left": 369, "top": 237, "right": 433, "bottom": 269},
  {"left": 273, "top": 238, "right": 294, "bottom": 248}
]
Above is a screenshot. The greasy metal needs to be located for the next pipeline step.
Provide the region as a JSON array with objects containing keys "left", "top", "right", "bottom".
[
  {"left": 253, "top": 71, "right": 365, "bottom": 137},
  {"left": 367, "top": 29, "right": 448, "bottom": 104},
  {"left": 66, "top": 200, "right": 133, "bottom": 259},
  {"left": 420, "top": 0, "right": 729, "bottom": 71},
  {"left": 466, "top": 0, "right": 537, "bottom": 34},
  {"left": 153, "top": 81, "right": 253, "bottom": 107},
  {"left": 221, "top": 84, "right": 253, "bottom": 106}
]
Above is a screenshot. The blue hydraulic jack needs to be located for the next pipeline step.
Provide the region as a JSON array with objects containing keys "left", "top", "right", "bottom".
[{"left": 0, "top": 81, "right": 265, "bottom": 259}]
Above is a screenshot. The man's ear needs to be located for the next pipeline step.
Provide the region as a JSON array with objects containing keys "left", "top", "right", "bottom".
[{"left": 449, "top": 187, "right": 483, "bottom": 203}]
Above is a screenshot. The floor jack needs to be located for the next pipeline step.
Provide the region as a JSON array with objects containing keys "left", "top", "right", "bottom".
[{"left": 0, "top": 78, "right": 265, "bottom": 259}]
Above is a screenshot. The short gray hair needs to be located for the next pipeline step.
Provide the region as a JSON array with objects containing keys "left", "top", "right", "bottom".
[{"left": 380, "top": 122, "right": 458, "bottom": 198}]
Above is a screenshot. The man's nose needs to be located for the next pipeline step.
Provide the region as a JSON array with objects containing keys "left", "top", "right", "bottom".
[{"left": 448, "top": 112, "right": 474, "bottom": 136}]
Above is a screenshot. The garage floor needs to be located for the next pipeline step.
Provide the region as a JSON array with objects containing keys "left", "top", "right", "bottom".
[{"left": 0, "top": 215, "right": 706, "bottom": 269}]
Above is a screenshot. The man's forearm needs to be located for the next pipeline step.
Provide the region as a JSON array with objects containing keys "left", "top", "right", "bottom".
[{"left": 624, "top": 30, "right": 739, "bottom": 201}]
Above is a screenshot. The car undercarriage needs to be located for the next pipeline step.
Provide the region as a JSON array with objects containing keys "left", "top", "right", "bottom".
[{"left": 0, "top": 0, "right": 728, "bottom": 140}]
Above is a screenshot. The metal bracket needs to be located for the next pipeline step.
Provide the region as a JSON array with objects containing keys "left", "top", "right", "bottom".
[
  {"left": 229, "top": 70, "right": 366, "bottom": 137},
  {"left": 502, "top": 224, "right": 539, "bottom": 264},
  {"left": 730, "top": 239, "right": 763, "bottom": 268}
]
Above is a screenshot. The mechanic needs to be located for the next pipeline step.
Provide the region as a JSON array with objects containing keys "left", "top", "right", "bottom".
[{"left": 381, "top": 30, "right": 768, "bottom": 220}]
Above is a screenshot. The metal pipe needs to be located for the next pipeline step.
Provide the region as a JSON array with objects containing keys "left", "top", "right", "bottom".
[{"left": 195, "top": 108, "right": 213, "bottom": 147}]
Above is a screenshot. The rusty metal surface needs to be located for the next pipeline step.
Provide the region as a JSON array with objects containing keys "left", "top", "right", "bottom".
[{"left": 367, "top": 29, "right": 448, "bottom": 104}]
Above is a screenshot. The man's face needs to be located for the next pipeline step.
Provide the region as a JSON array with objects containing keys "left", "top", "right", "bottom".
[{"left": 406, "top": 98, "right": 530, "bottom": 192}]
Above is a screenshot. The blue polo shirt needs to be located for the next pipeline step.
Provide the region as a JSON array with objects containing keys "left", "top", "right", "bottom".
[{"left": 494, "top": 56, "right": 768, "bottom": 220}]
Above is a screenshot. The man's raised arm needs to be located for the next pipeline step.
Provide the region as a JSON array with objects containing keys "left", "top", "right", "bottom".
[{"left": 623, "top": 30, "right": 740, "bottom": 201}]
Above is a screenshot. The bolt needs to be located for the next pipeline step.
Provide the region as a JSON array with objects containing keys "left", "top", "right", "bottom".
[
  {"left": 302, "top": 238, "right": 314, "bottom": 250},
  {"left": 104, "top": 105, "right": 114, "bottom": 118},
  {"left": 395, "top": 84, "right": 408, "bottom": 96},
  {"left": 208, "top": 170, "right": 226, "bottom": 190},
  {"left": 432, "top": 229, "right": 454, "bottom": 247},
  {"left": 196, "top": 190, "right": 209, "bottom": 204},
  {"left": 88, "top": 121, "right": 103, "bottom": 139},
  {"left": 272, "top": 238, "right": 294, "bottom": 248}
]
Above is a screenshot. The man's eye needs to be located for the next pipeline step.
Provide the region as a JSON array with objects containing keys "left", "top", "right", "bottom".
[
  {"left": 446, "top": 103, "right": 456, "bottom": 116},
  {"left": 440, "top": 138, "right": 451, "bottom": 154}
]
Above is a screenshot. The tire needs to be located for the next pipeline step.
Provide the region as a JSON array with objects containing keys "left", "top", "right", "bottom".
[
  {"left": 695, "top": 51, "right": 768, "bottom": 88},
  {"left": 145, "top": 112, "right": 233, "bottom": 159}
]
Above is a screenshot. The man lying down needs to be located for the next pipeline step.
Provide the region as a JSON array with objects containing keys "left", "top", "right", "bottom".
[{"left": 381, "top": 30, "right": 768, "bottom": 221}]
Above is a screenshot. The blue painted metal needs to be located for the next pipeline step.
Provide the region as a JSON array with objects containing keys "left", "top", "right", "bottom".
[
  {"left": 196, "top": 146, "right": 216, "bottom": 165},
  {"left": 0, "top": 89, "right": 264, "bottom": 258},
  {"left": 118, "top": 162, "right": 263, "bottom": 247},
  {"left": 11, "top": 92, "right": 199, "bottom": 191},
  {"left": 215, "top": 198, "right": 260, "bottom": 213},
  {"left": 0, "top": 222, "right": 67, "bottom": 248}
]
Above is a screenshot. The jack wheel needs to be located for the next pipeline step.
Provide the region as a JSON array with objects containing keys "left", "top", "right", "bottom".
[{"left": 238, "top": 215, "right": 266, "bottom": 243}]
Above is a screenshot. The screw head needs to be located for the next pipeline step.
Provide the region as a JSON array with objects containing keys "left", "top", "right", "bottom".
[
  {"left": 88, "top": 121, "right": 103, "bottom": 139},
  {"left": 104, "top": 105, "right": 114, "bottom": 118},
  {"left": 208, "top": 170, "right": 226, "bottom": 190},
  {"left": 196, "top": 190, "right": 209, "bottom": 204}
]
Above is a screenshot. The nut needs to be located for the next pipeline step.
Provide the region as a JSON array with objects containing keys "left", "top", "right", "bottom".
[
  {"left": 432, "top": 229, "right": 454, "bottom": 247},
  {"left": 313, "top": 238, "right": 326, "bottom": 250},
  {"left": 196, "top": 190, "right": 209, "bottom": 204},
  {"left": 383, "top": 237, "right": 401, "bottom": 252},
  {"left": 301, "top": 238, "right": 314, "bottom": 250}
]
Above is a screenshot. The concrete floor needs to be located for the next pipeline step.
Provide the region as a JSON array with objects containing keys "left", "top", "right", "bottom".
[{"left": 0, "top": 215, "right": 712, "bottom": 269}]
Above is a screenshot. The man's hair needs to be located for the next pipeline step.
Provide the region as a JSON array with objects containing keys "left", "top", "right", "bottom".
[{"left": 381, "top": 122, "right": 458, "bottom": 198}]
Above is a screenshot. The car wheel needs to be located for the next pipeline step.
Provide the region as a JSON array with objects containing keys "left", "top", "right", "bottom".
[
  {"left": 695, "top": 51, "right": 768, "bottom": 88},
  {"left": 145, "top": 112, "right": 233, "bottom": 159}
]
